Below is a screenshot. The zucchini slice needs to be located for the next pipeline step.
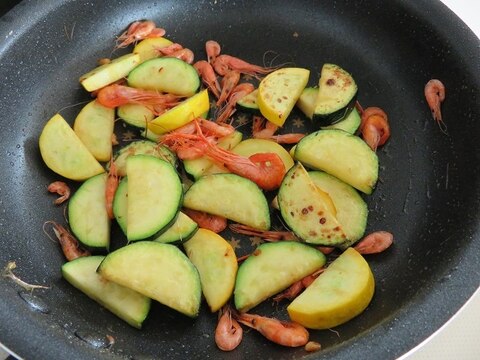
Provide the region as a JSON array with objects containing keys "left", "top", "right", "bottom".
[
  {"left": 234, "top": 242, "right": 326, "bottom": 312},
  {"left": 113, "top": 177, "right": 128, "bottom": 235},
  {"left": 287, "top": 248, "right": 375, "bottom": 329},
  {"left": 68, "top": 173, "right": 110, "bottom": 251},
  {"left": 232, "top": 138, "right": 294, "bottom": 171},
  {"left": 112, "top": 140, "right": 177, "bottom": 177},
  {"left": 117, "top": 104, "right": 155, "bottom": 128},
  {"left": 97, "top": 242, "right": 202, "bottom": 318},
  {"left": 296, "top": 87, "right": 317, "bottom": 119},
  {"left": 127, "top": 57, "right": 200, "bottom": 96},
  {"left": 278, "top": 163, "right": 347, "bottom": 246},
  {"left": 126, "top": 155, "right": 183, "bottom": 241},
  {"left": 39, "top": 114, "right": 104, "bottom": 181},
  {"left": 79, "top": 53, "right": 140, "bottom": 92},
  {"left": 183, "top": 173, "right": 270, "bottom": 230},
  {"left": 309, "top": 171, "right": 368, "bottom": 247},
  {"left": 73, "top": 100, "right": 115, "bottom": 162},
  {"left": 183, "top": 229, "right": 238, "bottom": 312},
  {"left": 312, "top": 64, "right": 357, "bottom": 125},
  {"left": 236, "top": 89, "right": 260, "bottom": 113},
  {"left": 133, "top": 37, "right": 173, "bottom": 63},
  {"left": 294, "top": 129, "right": 378, "bottom": 194},
  {"left": 62, "top": 256, "right": 151, "bottom": 329},
  {"left": 257, "top": 68, "right": 310, "bottom": 126}
]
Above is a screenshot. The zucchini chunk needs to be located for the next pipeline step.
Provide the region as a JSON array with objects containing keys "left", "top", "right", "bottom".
[
  {"left": 113, "top": 177, "right": 128, "bottom": 235},
  {"left": 183, "top": 229, "right": 238, "bottom": 312},
  {"left": 80, "top": 53, "right": 140, "bottom": 92},
  {"left": 147, "top": 89, "right": 210, "bottom": 135},
  {"left": 62, "top": 256, "right": 151, "bottom": 329},
  {"left": 294, "top": 129, "right": 378, "bottom": 194},
  {"left": 236, "top": 89, "right": 260, "bottom": 113},
  {"left": 127, "top": 57, "right": 200, "bottom": 96},
  {"left": 309, "top": 171, "right": 368, "bottom": 247},
  {"left": 112, "top": 140, "right": 177, "bottom": 177},
  {"left": 133, "top": 37, "right": 173, "bottom": 63},
  {"left": 117, "top": 104, "right": 155, "bottom": 128},
  {"left": 234, "top": 242, "right": 326, "bottom": 312},
  {"left": 183, "top": 173, "right": 270, "bottom": 230},
  {"left": 257, "top": 68, "right": 310, "bottom": 127},
  {"left": 278, "top": 163, "right": 347, "bottom": 246},
  {"left": 126, "top": 155, "right": 183, "bottom": 241},
  {"left": 297, "top": 87, "right": 361, "bottom": 134},
  {"left": 232, "top": 138, "right": 294, "bottom": 171},
  {"left": 312, "top": 64, "right": 357, "bottom": 125},
  {"left": 288, "top": 248, "right": 375, "bottom": 329},
  {"left": 68, "top": 173, "right": 110, "bottom": 251},
  {"left": 97, "top": 242, "right": 202, "bottom": 318},
  {"left": 74, "top": 100, "right": 115, "bottom": 162},
  {"left": 39, "top": 114, "right": 104, "bottom": 181}
]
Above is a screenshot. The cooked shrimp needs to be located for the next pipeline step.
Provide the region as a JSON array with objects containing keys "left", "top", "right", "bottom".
[
  {"left": 213, "top": 54, "right": 281, "bottom": 77},
  {"left": 162, "top": 118, "right": 235, "bottom": 141},
  {"left": 360, "top": 107, "right": 390, "bottom": 151},
  {"left": 194, "top": 60, "right": 221, "bottom": 98},
  {"left": 165, "top": 48, "right": 195, "bottom": 64},
  {"left": 229, "top": 223, "right": 298, "bottom": 241},
  {"left": 47, "top": 181, "right": 71, "bottom": 205},
  {"left": 252, "top": 116, "right": 305, "bottom": 144},
  {"left": 96, "top": 84, "right": 181, "bottom": 114},
  {"left": 183, "top": 208, "right": 227, "bottom": 233},
  {"left": 215, "top": 305, "right": 243, "bottom": 351},
  {"left": 115, "top": 20, "right": 166, "bottom": 49},
  {"left": 216, "top": 83, "right": 255, "bottom": 123},
  {"left": 156, "top": 42, "right": 184, "bottom": 55},
  {"left": 273, "top": 267, "right": 325, "bottom": 303},
  {"left": 353, "top": 231, "right": 393, "bottom": 254},
  {"left": 44, "top": 221, "right": 90, "bottom": 261},
  {"left": 316, "top": 246, "right": 335, "bottom": 255},
  {"left": 217, "top": 71, "right": 241, "bottom": 107},
  {"left": 424, "top": 79, "right": 447, "bottom": 133},
  {"left": 234, "top": 312, "right": 309, "bottom": 347},
  {"left": 206, "top": 40, "right": 221, "bottom": 64},
  {"left": 105, "top": 158, "right": 119, "bottom": 220}
]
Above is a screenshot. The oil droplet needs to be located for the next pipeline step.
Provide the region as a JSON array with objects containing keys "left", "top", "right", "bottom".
[
  {"left": 74, "top": 330, "right": 111, "bottom": 349},
  {"left": 18, "top": 291, "right": 50, "bottom": 314}
]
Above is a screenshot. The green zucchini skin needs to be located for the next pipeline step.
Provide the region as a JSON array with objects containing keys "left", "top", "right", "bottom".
[{"left": 236, "top": 89, "right": 260, "bottom": 114}]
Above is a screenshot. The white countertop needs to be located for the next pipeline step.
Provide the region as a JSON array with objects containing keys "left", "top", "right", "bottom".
[{"left": 1, "top": 1, "right": 479, "bottom": 359}]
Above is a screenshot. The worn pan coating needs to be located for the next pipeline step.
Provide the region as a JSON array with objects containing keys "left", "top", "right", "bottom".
[{"left": 0, "top": 0, "right": 479, "bottom": 359}]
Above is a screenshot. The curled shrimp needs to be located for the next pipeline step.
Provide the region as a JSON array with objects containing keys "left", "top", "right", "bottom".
[
  {"left": 47, "top": 181, "right": 71, "bottom": 205},
  {"left": 105, "top": 158, "right": 119, "bottom": 220},
  {"left": 359, "top": 107, "right": 390, "bottom": 151},
  {"left": 229, "top": 223, "right": 298, "bottom": 242},
  {"left": 424, "top": 79, "right": 447, "bottom": 133},
  {"left": 216, "top": 83, "right": 255, "bottom": 123},
  {"left": 215, "top": 305, "right": 243, "bottom": 351},
  {"left": 206, "top": 40, "right": 221, "bottom": 64},
  {"left": 96, "top": 84, "right": 182, "bottom": 114},
  {"left": 234, "top": 312, "right": 309, "bottom": 347},
  {"left": 115, "top": 20, "right": 166, "bottom": 49},
  {"left": 252, "top": 116, "right": 305, "bottom": 144},
  {"left": 194, "top": 60, "right": 221, "bottom": 98},
  {"left": 273, "top": 268, "right": 325, "bottom": 303},
  {"left": 165, "top": 48, "right": 195, "bottom": 64},
  {"left": 353, "top": 231, "right": 393, "bottom": 254},
  {"left": 182, "top": 208, "right": 227, "bottom": 233},
  {"left": 156, "top": 43, "right": 184, "bottom": 55},
  {"left": 162, "top": 118, "right": 235, "bottom": 141},
  {"left": 217, "top": 71, "right": 241, "bottom": 107},
  {"left": 43, "top": 221, "right": 90, "bottom": 261},
  {"left": 213, "top": 54, "right": 280, "bottom": 77}
]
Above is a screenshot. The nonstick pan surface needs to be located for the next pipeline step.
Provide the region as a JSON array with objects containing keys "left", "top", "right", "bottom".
[{"left": 0, "top": 1, "right": 479, "bottom": 359}]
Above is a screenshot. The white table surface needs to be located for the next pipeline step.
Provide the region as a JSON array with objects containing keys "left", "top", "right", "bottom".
[{"left": 1, "top": 1, "right": 479, "bottom": 359}]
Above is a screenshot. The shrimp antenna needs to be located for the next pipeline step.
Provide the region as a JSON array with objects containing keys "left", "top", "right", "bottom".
[
  {"left": 56, "top": 99, "right": 91, "bottom": 115},
  {"left": 42, "top": 221, "right": 58, "bottom": 243}
]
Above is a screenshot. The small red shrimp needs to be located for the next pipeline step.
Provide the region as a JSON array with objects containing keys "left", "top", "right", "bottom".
[
  {"left": 424, "top": 79, "right": 447, "bottom": 133},
  {"left": 115, "top": 20, "right": 166, "bottom": 49},
  {"left": 316, "top": 246, "right": 335, "bottom": 255},
  {"left": 215, "top": 305, "right": 243, "bottom": 351},
  {"left": 96, "top": 84, "right": 182, "bottom": 113},
  {"left": 105, "top": 158, "right": 119, "bottom": 220},
  {"left": 47, "top": 181, "right": 71, "bottom": 205},
  {"left": 234, "top": 312, "right": 309, "bottom": 347},
  {"left": 193, "top": 60, "right": 221, "bottom": 98},
  {"left": 216, "top": 83, "right": 255, "bottom": 123},
  {"left": 273, "top": 268, "right": 325, "bottom": 303},
  {"left": 229, "top": 223, "right": 298, "bottom": 242},
  {"left": 182, "top": 208, "right": 227, "bottom": 233},
  {"left": 360, "top": 107, "right": 390, "bottom": 151},
  {"left": 206, "top": 40, "right": 221, "bottom": 64},
  {"left": 165, "top": 48, "right": 195, "bottom": 64},
  {"left": 217, "top": 70, "right": 241, "bottom": 106},
  {"left": 252, "top": 116, "right": 305, "bottom": 144},
  {"left": 162, "top": 118, "right": 235, "bottom": 142},
  {"left": 213, "top": 54, "right": 280, "bottom": 77},
  {"left": 44, "top": 221, "right": 90, "bottom": 261},
  {"left": 353, "top": 231, "right": 393, "bottom": 255},
  {"left": 156, "top": 42, "right": 184, "bottom": 55}
]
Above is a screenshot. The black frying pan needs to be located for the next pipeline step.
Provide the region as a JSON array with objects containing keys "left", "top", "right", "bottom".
[{"left": 0, "top": 0, "right": 479, "bottom": 359}]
